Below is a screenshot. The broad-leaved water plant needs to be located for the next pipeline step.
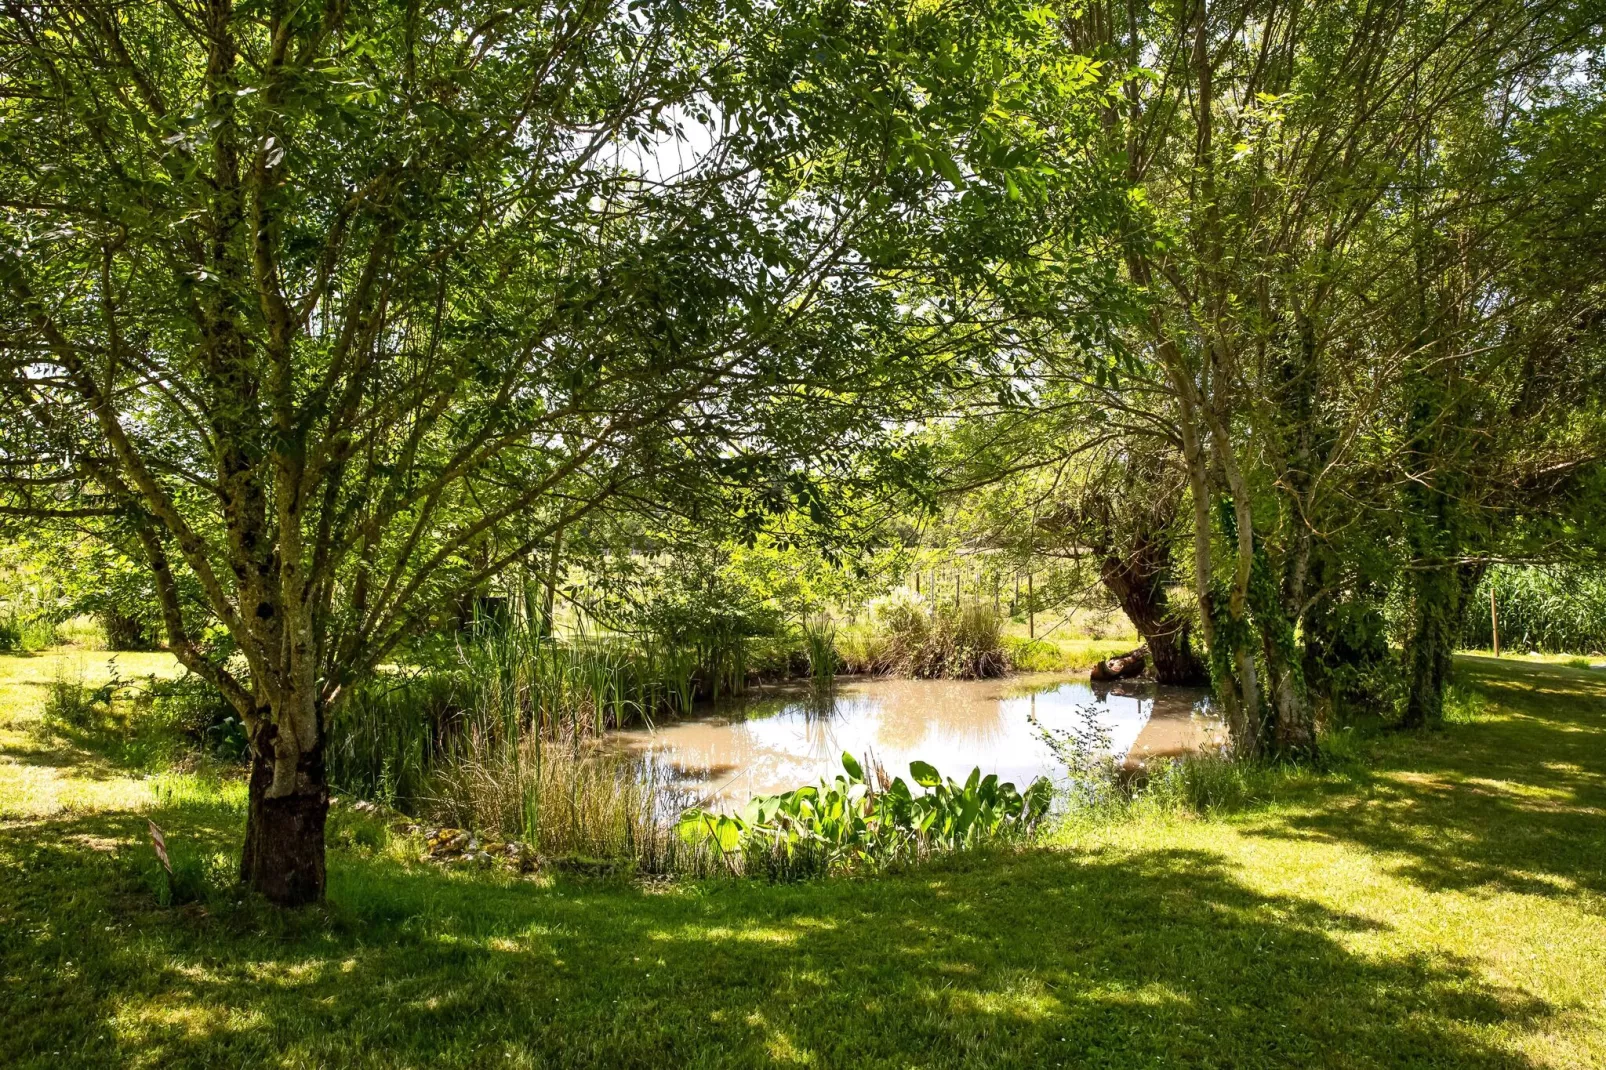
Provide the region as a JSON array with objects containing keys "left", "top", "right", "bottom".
[{"left": 676, "top": 753, "right": 1053, "bottom": 878}]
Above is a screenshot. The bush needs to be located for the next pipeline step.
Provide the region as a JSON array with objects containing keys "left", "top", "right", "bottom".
[{"left": 1306, "top": 597, "right": 1402, "bottom": 724}]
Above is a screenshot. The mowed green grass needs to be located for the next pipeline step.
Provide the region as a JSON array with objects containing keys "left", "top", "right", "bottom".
[{"left": 2, "top": 651, "right": 1604, "bottom": 1068}]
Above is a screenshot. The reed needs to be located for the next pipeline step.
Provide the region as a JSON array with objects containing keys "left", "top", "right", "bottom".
[
  {"left": 424, "top": 723, "right": 701, "bottom": 872},
  {"left": 834, "top": 589, "right": 1008, "bottom": 678},
  {"left": 1463, "top": 565, "right": 1606, "bottom": 654},
  {"left": 801, "top": 613, "right": 838, "bottom": 686},
  {"left": 326, "top": 616, "right": 764, "bottom": 870}
]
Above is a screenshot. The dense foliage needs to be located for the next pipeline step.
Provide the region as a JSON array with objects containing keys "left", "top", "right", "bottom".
[
  {"left": 3, "top": 0, "right": 1604, "bottom": 902},
  {"left": 1465, "top": 565, "right": 1606, "bottom": 655}
]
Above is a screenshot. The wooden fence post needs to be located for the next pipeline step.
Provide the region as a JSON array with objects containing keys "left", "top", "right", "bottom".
[{"left": 1491, "top": 586, "right": 1500, "bottom": 658}]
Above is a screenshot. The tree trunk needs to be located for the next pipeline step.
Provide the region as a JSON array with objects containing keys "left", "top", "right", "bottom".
[
  {"left": 1100, "top": 554, "right": 1208, "bottom": 685},
  {"left": 1091, "top": 647, "right": 1146, "bottom": 681},
  {"left": 1262, "top": 634, "right": 1315, "bottom": 756},
  {"left": 99, "top": 608, "right": 153, "bottom": 651},
  {"left": 539, "top": 524, "right": 565, "bottom": 640},
  {"left": 1402, "top": 563, "right": 1458, "bottom": 729},
  {"left": 240, "top": 722, "right": 329, "bottom": 906}
]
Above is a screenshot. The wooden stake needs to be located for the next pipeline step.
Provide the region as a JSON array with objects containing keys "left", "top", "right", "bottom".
[{"left": 1491, "top": 586, "right": 1500, "bottom": 658}]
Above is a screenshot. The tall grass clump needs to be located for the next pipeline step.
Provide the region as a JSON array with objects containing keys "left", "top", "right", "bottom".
[
  {"left": 326, "top": 615, "right": 772, "bottom": 870},
  {"left": 801, "top": 614, "right": 838, "bottom": 685},
  {"left": 1135, "top": 755, "right": 1283, "bottom": 815},
  {"left": 0, "top": 602, "right": 58, "bottom": 651},
  {"left": 1463, "top": 564, "right": 1606, "bottom": 654},
  {"left": 834, "top": 589, "right": 1008, "bottom": 678},
  {"left": 426, "top": 726, "right": 691, "bottom": 872}
]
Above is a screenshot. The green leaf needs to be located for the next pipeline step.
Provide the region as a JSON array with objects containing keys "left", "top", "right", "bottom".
[
  {"left": 841, "top": 751, "right": 864, "bottom": 781},
  {"left": 909, "top": 760, "right": 941, "bottom": 788}
]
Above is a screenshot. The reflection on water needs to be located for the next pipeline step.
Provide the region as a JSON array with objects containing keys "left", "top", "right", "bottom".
[{"left": 609, "top": 674, "right": 1222, "bottom": 810}]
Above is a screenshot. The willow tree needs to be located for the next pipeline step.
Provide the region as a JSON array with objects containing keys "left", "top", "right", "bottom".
[
  {"left": 0, "top": 0, "right": 1115, "bottom": 901},
  {"left": 1060, "top": 0, "right": 1602, "bottom": 754}
]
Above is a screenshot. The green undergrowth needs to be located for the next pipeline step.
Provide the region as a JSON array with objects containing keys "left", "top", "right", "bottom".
[
  {"left": 3, "top": 651, "right": 1604, "bottom": 1067},
  {"left": 1003, "top": 635, "right": 1137, "bottom": 672}
]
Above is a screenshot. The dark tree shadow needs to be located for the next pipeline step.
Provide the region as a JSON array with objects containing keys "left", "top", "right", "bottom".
[
  {"left": 2, "top": 813, "right": 1553, "bottom": 1069},
  {"left": 1253, "top": 657, "right": 1606, "bottom": 899},
  {"left": 6, "top": 654, "right": 1598, "bottom": 1068}
]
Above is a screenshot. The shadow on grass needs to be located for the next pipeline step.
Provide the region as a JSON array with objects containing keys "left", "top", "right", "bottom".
[
  {"left": 1255, "top": 656, "right": 1606, "bottom": 899},
  {"left": 3, "top": 808, "right": 1550, "bottom": 1069},
  {"left": 0, "top": 732, "right": 151, "bottom": 784},
  {"left": 7, "top": 653, "right": 1600, "bottom": 1067}
]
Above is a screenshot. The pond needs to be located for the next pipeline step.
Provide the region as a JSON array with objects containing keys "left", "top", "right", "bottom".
[{"left": 610, "top": 673, "right": 1222, "bottom": 811}]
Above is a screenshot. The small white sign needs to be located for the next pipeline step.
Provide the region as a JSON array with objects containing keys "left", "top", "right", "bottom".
[{"left": 148, "top": 819, "right": 172, "bottom": 875}]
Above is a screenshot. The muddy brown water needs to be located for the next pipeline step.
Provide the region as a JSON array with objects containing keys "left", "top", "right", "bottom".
[{"left": 610, "top": 674, "right": 1222, "bottom": 810}]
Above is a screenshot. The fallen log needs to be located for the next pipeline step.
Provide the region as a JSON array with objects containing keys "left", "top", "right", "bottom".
[{"left": 1091, "top": 646, "right": 1147, "bottom": 682}]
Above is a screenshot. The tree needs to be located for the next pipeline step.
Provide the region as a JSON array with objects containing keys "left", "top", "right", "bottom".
[
  {"left": 0, "top": 0, "right": 1115, "bottom": 901},
  {"left": 932, "top": 396, "right": 1210, "bottom": 685},
  {"left": 1064, "top": 0, "right": 1603, "bottom": 752}
]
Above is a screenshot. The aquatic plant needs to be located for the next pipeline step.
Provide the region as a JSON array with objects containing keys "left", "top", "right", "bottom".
[
  {"left": 426, "top": 728, "right": 689, "bottom": 872},
  {"left": 324, "top": 619, "right": 746, "bottom": 871},
  {"left": 801, "top": 614, "right": 838, "bottom": 686},
  {"left": 675, "top": 753, "right": 1053, "bottom": 878}
]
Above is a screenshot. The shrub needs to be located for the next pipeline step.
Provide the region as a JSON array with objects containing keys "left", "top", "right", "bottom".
[
  {"left": 1030, "top": 704, "right": 1122, "bottom": 813},
  {"left": 1305, "top": 597, "right": 1402, "bottom": 723}
]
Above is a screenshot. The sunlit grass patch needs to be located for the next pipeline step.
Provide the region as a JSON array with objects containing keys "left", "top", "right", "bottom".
[{"left": 2, "top": 650, "right": 1605, "bottom": 1068}]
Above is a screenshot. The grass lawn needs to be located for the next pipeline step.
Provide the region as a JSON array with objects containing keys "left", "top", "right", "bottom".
[
  {"left": 1000, "top": 624, "right": 1139, "bottom": 673},
  {"left": 2, "top": 651, "right": 1603, "bottom": 1068}
]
